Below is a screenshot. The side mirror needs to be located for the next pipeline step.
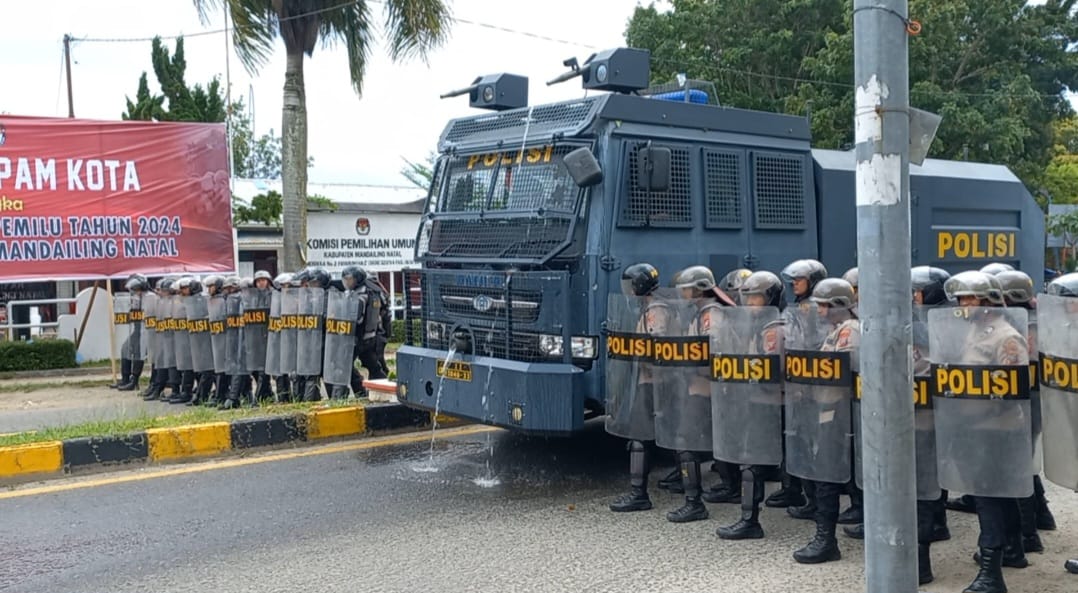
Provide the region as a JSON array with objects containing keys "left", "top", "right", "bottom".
[
  {"left": 563, "top": 147, "right": 603, "bottom": 187},
  {"left": 636, "top": 145, "right": 671, "bottom": 192}
]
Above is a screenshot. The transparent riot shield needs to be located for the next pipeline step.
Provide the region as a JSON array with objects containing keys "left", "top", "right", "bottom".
[
  {"left": 1036, "top": 294, "right": 1078, "bottom": 490},
  {"left": 112, "top": 294, "right": 132, "bottom": 361},
  {"left": 929, "top": 307, "right": 1033, "bottom": 498},
  {"left": 185, "top": 295, "right": 214, "bottom": 373},
  {"left": 243, "top": 288, "right": 271, "bottom": 373},
  {"left": 142, "top": 292, "right": 157, "bottom": 363},
  {"left": 125, "top": 293, "right": 147, "bottom": 362},
  {"left": 297, "top": 287, "right": 327, "bottom": 376},
  {"left": 265, "top": 291, "right": 282, "bottom": 377},
  {"left": 156, "top": 295, "right": 175, "bottom": 370},
  {"left": 653, "top": 294, "right": 713, "bottom": 452},
  {"left": 208, "top": 295, "right": 228, "bottom": 374},
  {"left": 1027, "top": 310, "right": 1042, "bottom": 473},
  {"left": 172, "top": 296, "right": 193, "bottom": 372},
  {"left": 710, "top": 306, "right": 783, "bottom": 466},
  {"left": 225, "top": 293, "right": 246, "bottom": 376},
  {"left": 784, "top": 307, "right": 855, "bottom": 484},
  {"left": 323, "top": 289, "right": 361, "bottom": 386},
  {"left": 279, "top": 287, "right": 299, "bottom": 376},
  {"left": 604, "top": 294, "right": 667, "bottom": 442},
  {"left": 912, "top": 305, "right": 941, "bottom": 500}
]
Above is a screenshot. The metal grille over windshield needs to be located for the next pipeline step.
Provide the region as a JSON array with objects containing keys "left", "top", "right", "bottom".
[{"left": 417, "top": 145, "right": 583, "bottom": 263}]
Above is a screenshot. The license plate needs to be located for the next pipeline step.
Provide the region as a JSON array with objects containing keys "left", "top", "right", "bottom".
[{"left": 436, "top": 359, "right": 472, "bottom": 382}]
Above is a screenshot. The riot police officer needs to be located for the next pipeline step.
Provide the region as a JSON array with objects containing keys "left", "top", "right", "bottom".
[
  {"left": 790, "top": 278, "right": 858, "bottom": 564},
  {"left": 719, "top": 268, "right": 753, "bottom": 305},
  {"left": 203, "top": 275, "right": 226, "bottom": 406},
  {"left": 299, "top": 267, "right": 331, "bottom": 402},
  {"left": 251, "top": 270, "right": 276, "bottom": 401},
  {"left": 112, "top": 274, "right": 150, "bottom": 392},
  {"left": 270, "top": 273, "right": 294, "bottom": 401},
  {"left": 141, "top": 277, "right": 175, "bottom": 401},
  {"left": 837, "top": 265, "right": 865, "bottom": 528},
  {"left": 169, "top": 277, "right": 199, "bottom": 404},
  {"left": 713, "top": 271, "right": 786, "bottom": 539},
  {"left": 340, "top": 266, "right": 371, "bottom": 399},
  {"left": 768, "top": 259, "right": 828, "bottom": 512},
  {"left": 606, "top": 263, "right": 669, "bottom": 512}
]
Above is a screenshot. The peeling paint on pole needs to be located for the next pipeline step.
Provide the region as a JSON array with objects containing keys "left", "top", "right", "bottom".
[
  {"left": 856, "top": 154, "right": 902, "bottom": 206},
  {"left": 855, "top": 75, "right": 889, "bottom": 145}
]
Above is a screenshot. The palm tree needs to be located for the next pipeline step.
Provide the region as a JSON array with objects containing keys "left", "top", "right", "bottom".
[{"left": 194, "top": 0, "right": 451, "bottom": 271}]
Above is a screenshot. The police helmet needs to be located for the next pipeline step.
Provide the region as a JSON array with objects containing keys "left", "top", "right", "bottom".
[
  {"left": 995, "top": 270, "right": 1034, "bottom": 306},
  {"left": 155, "top": 277, "right": 172, "bottom": 292},
  {"left": 980, "top": 262, "right": 1015, "bottom": 276},
  {"left": 124, "top": 274, "right": 148, "bottom": 292},
  {"left": 189, "top": 278, "right": 205, "bottom": 295},
  {"left": 341, "top": 266, "right": 368, "bottom": 291},
  {"left": 621, "top": 263, "right": 660, "bottom": 297},
  {"left": 944, "top": 271, "right": 1004, "bottom": 305},
  {"left": 911, "top": 266, "right": 951, "bottom": 306},
  {"left": 842, "top": 267, "right": 858, "bottom": 289},
  {"left": 222, "top": 276, "right": 241, "bottom": 291},
  {"left": 273, "top": 273, "right": 293, "bottom": 290},
  {"left": 176, "top": 276, "right": 196, "bottom": 291},
  {"left": 740, "top": 271, "right": 785, "bottom": 310},
  {"left": 1047, "top": 272, "right": 1078, "bottom": 297},
  {"left": 781, "top": 259, "right": 828, "bottom": 289},
  {"left": 165, "top": 276, "right": 182, "bottom": 294},
  {"left": 307, "top": 267, "right": 331, "bottom": 289},
  {"left": 237, "top": 276, "right": 253, "bottom": 289},
  {"left": 292, "top": 268, "right": 311, "bottom": 286},
  {"left": 253, "top": 270, "right": 273, "bottom": 282},
  {"left": 675, "top": 265, "right": 716, "bottom": 292},
  {"left": 203, "top": 275, "right": 224, "bottom": 294},
  {"left": 809, "top": 278, "right": 856, "bottom": 309}
]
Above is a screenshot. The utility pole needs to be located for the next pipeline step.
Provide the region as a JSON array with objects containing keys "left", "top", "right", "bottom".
[
  {"left": 63, "top": 34, "right": 75, "bottom": 118},
  {"left": 853, "top": 1, "right": 917, "bottom": 592}
]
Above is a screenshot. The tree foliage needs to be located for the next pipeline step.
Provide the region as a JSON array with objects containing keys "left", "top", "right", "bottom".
[
  {"left": 400, "top": 152, "right": 437, "bottom": 190},
  {"left": 232, "top": 190, "right": 336, "bottom": 227},
  {"left": 626, "top": 0, "right": 1078, "bottom": 189}
]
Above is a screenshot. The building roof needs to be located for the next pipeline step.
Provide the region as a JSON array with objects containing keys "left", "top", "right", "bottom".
[{"left": 231, "top": 178, "right": 426, "bottom": 213}]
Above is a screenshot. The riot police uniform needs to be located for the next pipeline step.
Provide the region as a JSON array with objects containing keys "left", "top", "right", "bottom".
[
  {"left": 168, "top": 277, "right": 199, "bottom": 404},
  {"left": 266, "top": 273, "right": 293, "bottom": 402},
  {"left": 111, "top": 274, "right": 150, "bottom": 392},
  {"left": 356, "top": 274, "right": 391, "bottom": 381},
  {"left": 298, "top": 267, "right": 331, "bottom": 402},
  {"left": 712, "top": 271, "right": 786, "bottom": 540},
  {"left": 219, "top": 276, "right": 248, "bottom": 410},
  {"left": 605, "top": 263, "right": 669, "bottom": 513},
  {"left": 768, "top": 259, "right": 828, "bottom": 513},
  {"left": 203, "top": 275, "right": 227, "bottom": 407},
  {"left": 250, "top": 270, "right": 276, "bottom": 401},
  {"left": 790, "top": 278, "right": 858, "bottom": 565},
  {"left": 338, "top": 266, "right": 371, "bottom": 399},
  {"left": 141, "top": 278, "right": 175, "bottom": 401}
]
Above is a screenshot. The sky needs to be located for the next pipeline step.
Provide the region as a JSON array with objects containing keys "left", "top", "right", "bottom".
[{"left": 0, "top": 0, "right": 657, "bottom": 188}]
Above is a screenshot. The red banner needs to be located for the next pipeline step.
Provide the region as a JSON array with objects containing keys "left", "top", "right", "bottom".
[{"left": 0, "top": 116, "right": 235, "bottom": 280}]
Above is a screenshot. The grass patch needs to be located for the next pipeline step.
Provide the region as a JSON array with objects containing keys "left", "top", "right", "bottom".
[
  {"left": 0, "top": 379, "right": 110, "bottom": 394},
  {"left": 0, "top": 398, "right": 365, "bottom": 447}
]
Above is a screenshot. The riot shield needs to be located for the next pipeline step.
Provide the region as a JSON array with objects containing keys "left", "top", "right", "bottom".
[
  {"left": 172, "top": 296, "right": 193, "bottom": 371},
  {"left": 929, "top": 307, "right": 1033, "bottom": 498},
  {"left": 157, "top": 295, "right": 175, "bottom": 369},
  {"left": 605, "top": 294, "right": 660, "bottom": 441},
  {"left": 243, "top": 288, "right": 271, "bottom": 372},
  {"left": 185, "top": 295, "right": 214, "bottom": 373},
  {"left": 208, "top": 295, "right": 228, "bottom": 374},
  {"left": 296, "top": 287, "right": 327, "bottom": 376},
  {"left": 125, "top": 293, "right": 147, "bottom": 362},
  {"left": 653, "top": 295, "right": 713, "bottom": 452},
  {"left": 1028, "top": 310, "right": 1042, "bottom": 473},
  {"left": 784, "top": 307, "right": 855, "bottom": 484},
  {"left": 1036, "top": 294, "right": 1078, "bottom": 490},
  {"left": 911, "top": 305, "right": 941, "bottom": 500},
  {"left": 225, "top": 293, "right": 246, "bottom": 376},
  {"left": 323, "top": 289, "right": 361, "bottom": 385},
  {"left": 142, "top": 292, "right": 157, "bottom": 363},
  {"left": 265, "top": 291, "right": 282, "bottom": 377},
  {"left": 710, "top": 306, "right": 783, "bottom": 466},
  {"left": 112, "top": 294, "right": 132, "bottom": 361},
  {"left": 279, "top": 287, "right": 299, "bottom": 376}
]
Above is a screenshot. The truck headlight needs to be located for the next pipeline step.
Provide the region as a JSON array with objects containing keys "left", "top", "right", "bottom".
[{"left": 538, "top": 334, "right": 598, "bottom": 359}]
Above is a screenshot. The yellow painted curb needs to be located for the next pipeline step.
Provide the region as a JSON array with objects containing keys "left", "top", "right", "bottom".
[
  {"left": 307, "top": 407, "right": 366, "bottom": 439},
  {"left": 146, "top": 423, "right": 231, "bottom": 461},
  {"left": 0, "top": 441, "right": 63, "bottom": 478},
  {"left": 433, "top": 413, "right": 467, "bottom": 427}
]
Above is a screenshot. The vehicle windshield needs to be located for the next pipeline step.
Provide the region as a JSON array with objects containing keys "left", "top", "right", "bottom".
[{"left": 434, "top": 145, "right": 580, "bottom": 214}]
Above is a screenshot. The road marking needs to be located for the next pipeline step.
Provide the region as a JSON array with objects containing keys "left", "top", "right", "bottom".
[{"left": 0, "top": 425, "right": 497, "bottom": 500}]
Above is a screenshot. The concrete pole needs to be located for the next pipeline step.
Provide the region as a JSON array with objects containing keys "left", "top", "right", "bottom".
[
  {"left": 63, "top": 34, "right": 75, "bottom": 118},
  {"left": 853, "top": 1, "right": 917, "bottom": 592}
]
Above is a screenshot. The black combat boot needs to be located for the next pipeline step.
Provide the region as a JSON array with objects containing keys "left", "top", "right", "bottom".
[
  {"left": 350, "top": 372, "right": 369, "bottom": 400},
  {"left": 118, "top": 360, "right": 144, "bottom": 392},
  {"left": 610, "top": 441, "right": 652, "bottom": 513},
  {"left": 188, "top": 371, "right": 213, "bottom": 406},
  {"left": 658, "top": 467, "right": 684, "bottom": 493},
  {"left": 1033, "top": 476, "right": 1056, "bottom": 531},
  {"left": 948, "top": 494, "right": 978, "bottom": 513},
  {"left": 139, "top": 368, "right": 158, "bottom": 398},
  {"left": 788, "top": 481, "right": 817, "bottom": 520},
  {"left": 329, "top": 384, "right": 351, "bottom": 400},
  {"left": 1066, "top": 558, "right": 1078, "bottom": 574},
  {"left": 933, "top": 491, "right": 952, "bottom": 541},
  {"left": 964, "top": 547, "right": 1006, "bottom": 593},
  {"left": 842, "top": 523, "right": 864, "bottom": 539},
  {"left": 213, "top": 374, "right": 230, "bottom": 407},
  {"left": 667, "top": 452, "right": 708, "bottom": 523},
  {"left": 161, "top": 367, "right": 180, "bottom": 401},
  {"left": 110, "top": 358, "right": 132, "bottom": 389},
  {"left": 793, "top": 514, "right": 841, "bottom": 564},
  {"left": 973, "top": 534, "right": 1028, "bottom": 569},
  {"left": 302, "top": 376, "right": 323, "bottom": 402},
  {"left": 702, "top": 461, "right": 741, "bottom": 504},
  {"left": 218, "top": 375, "right": 242, "bottom": 410},
  {"left": 141, "top": 369, "right": 162, "bottom": 401},
  {"left": 919, "top": 543, "right": 934, "bottom": 585},
  {"left": 765, "top": 465, "right": 806, "bottom": 508},
  {"left": 838, "top": 483, "right": 863, "bottom": 524},
  {"left": 717, "top": 467, "right": 765, "bottom": 540},
  {"left": 255, "top": 372, "right": 274, "bottom": 402},
  {"left": 275, "top": 375, "right": 292, "bottom": 403},
  {"left": 170, "top": 370, "right": 194, "bottom": 404},
  {"left": 1018, "top": 495, "right": 1044, "bottom": 553}
]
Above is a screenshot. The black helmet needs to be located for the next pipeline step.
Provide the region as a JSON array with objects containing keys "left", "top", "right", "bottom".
[
  {"left": 980, "top": 262, "right": 1015, "bottom": 276},
  {"left": 995, "top": 270, "right": 1034, "bottom": 306},
  {"left": 621, "top": 263, "right": 660, "bottom": 297},
  {"left": 809, "top": 278, "right": 857, "bottom": 309},
  {"left": 720, "top": 268, "right": 753, "bottom": 304},
  {"left": 781, "top": 259, "right": 828, "bottom": 292},
  {"left": 740, "top": 271, "right": 785, "bottom": 310},
  {"left": 1047, "top": 272, "right": 1078, "bottom": 297},
  {"left": 342, "top": 266, "right": 369, "bottom": 291},
  {"left": 911, "top": 266, "right": 951, "bottom": 306},
  {"left": 307, "top": 267, "right": 331, "bottom": 289}
]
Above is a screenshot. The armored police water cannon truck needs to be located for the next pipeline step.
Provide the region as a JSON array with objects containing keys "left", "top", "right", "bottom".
[{"left": 394, "top": 47, "right": 1045, "bottom": 435}]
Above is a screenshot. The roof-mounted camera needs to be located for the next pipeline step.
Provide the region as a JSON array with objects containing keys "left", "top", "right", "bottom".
[
  {"left": 440, "top": 73, "right": 528, "bottom": 111},
  {"left": 547, "top": 47, "right": 650, "bottom": 94}
]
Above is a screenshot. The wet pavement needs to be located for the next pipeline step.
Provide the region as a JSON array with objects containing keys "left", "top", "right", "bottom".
[{"left": 2, "top": 422, "right": 1077, "bottom": 593}]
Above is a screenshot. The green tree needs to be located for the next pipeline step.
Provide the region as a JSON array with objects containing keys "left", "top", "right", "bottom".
[
  {"left": 626, "top": 0, "right": 1078, "bottom": 189},
  {"left": 400, "top": 152, "right": 437, "bottom": 190},
  {"left": 233, "top": 190, "right": 336, "bottom": 227},
  {"left": 1047, "top": 208, "right": 1078, "bottom": 269},
  {"left": 1044, "top": 117, "right": 1078, "bottom": 205},
  {"left": 194, "top": 0, "right": 452, "bottom": 272},
  {"left": 122, "top": 73, "right": 166, "bottom": 121}
]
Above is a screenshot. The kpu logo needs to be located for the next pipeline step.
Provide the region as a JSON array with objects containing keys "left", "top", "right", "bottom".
[{"left": 355, "top": 217, "right": 371, "bottom": 236}]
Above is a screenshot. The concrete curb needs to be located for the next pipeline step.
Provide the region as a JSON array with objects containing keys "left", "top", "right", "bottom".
[{"left": 0, "top": 403, "right": 455, "bottom": 483}]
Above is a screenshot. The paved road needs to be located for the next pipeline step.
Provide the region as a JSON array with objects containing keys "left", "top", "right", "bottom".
[{"left": 2, "top": 423, "right": 1077, "bottom": 593}]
